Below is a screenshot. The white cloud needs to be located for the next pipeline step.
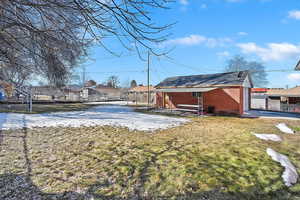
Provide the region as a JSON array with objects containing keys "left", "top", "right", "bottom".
[
  {"left": 179, "top": 0, "right": 188, "bottom": 5},
  {"left": 238, "top": 32, "right": 248, "bottom": 36},
  {"left": 287, "top": 73, "right": 300, "bottom": 81},
  {"left": 164, "top": 35, "right": 206, "bottom": 46},
  {"left": 217, "top": 51, "right": 230, "bottom": 57},
  {"left": 163, "top": 34, "right": 233, "bottom": 47},
  {"left": 237, "top": 42, "right": 300, "bottom": 61},
  {"left": 200, "top": 3, "right": 207, "bottom": 9},
  {"left": 288, "top": 10, "right": 300, "bottom": 20}
]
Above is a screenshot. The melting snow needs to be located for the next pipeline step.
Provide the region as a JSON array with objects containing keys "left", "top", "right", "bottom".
[
  {"left": 266, "top": 148, "right": 298, "bottom": 187},
  {"left": 276, "top": 123, "right": 295, "bottom": 134},
  {"left": 253, "top": 133, "right": 282, "bottom": 142},
  {"left": 0, "top": 106, "right": 189, "bottom": 131}
]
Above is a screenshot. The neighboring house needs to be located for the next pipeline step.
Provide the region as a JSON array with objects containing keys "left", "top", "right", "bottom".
[
  {"left": 32, "top": 85, "right": 82, "bottom": 101},
  {"left": 82, "top": 86, "right": 126, "bottom": 101},
  {"left": 32, "top": 86, "right": 65, "bottom": 101},
  {"left": 81, "top": 87, "right": 105, "bottom": 101},
  {"left": 155, "top": 71, "right": 253, "bottom": 115},
  {"left": 61, "top": 85, "right": 82, "bottom": 101},
  {"left": 266, "top": 86, "right": 300, "bottom": 113},
  {"left": 251, "top": 88, "right": 269, "bottom": 110},
  {"left": 94, "top": 86, "right": 125, "bottom": 100},
  {"left": 128, "top": 86, "right": 155, "bottom": 105}
]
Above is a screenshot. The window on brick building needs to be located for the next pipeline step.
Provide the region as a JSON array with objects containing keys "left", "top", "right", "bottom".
[{"left": 192, "top": 92, "right": 201, "bottom": 98}]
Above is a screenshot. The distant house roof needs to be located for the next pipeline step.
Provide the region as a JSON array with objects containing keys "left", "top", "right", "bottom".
[
  {"left": 62, "top": 85, "right": 82, "bottom": 92},
  {"left": 267, "top": 86, "right": 300, "bottom": 97},
  {"left": 129, "top": 86, "right": 155, "bottom": 92},
  {"left": 295, "top": 60, "right": 300, "bottom": 71},
  {"left": 155, "top": 71, "right": 252, "bottom": 88},
  {"left": 32, "top": 86, "right": 64, "bottom": 96},
  {"left": 251, "top": 88, "right": 269, "bottom": 93}
]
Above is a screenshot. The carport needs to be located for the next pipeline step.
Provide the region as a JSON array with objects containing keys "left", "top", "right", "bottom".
[
  {"left": 155, "top": 87, "right": 216, "bottom": 114},
  {"left": 155, "top": 71, "right": 253, "bottom": 115}
]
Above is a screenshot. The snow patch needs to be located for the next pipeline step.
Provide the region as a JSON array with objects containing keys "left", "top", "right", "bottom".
[
  {"left": 266, "top": 148, "right": 298, "bottom": 187},
  {"left": 276, "top": 123, "right": 295, "bottom": 134},
  {"left": 253, "top": 133, "right": 282, "bottom": 142},
  {"left": 0, "top": 106, "right": 189, "bottom": 132}
]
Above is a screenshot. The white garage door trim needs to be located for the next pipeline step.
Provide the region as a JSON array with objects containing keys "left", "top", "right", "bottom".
[{"left": 243, "top": 87, "right": 249, "bottom": 112}]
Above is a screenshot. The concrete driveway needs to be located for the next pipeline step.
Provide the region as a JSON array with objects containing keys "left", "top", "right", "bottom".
[{"left": 245, "top": 110, "right": 300, "bottom": 120}]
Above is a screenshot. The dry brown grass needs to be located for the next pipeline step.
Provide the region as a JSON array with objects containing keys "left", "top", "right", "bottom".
[
  {"left": 0, "top": 103, "right": 95, "bottom": 114},
  {"left": 0, "top": 116, "right": 300, "bottom": 199}
]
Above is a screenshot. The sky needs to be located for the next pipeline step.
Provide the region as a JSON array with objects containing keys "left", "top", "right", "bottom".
[{"left": 81, "top": 0, "right": 300, "bottom": 88}]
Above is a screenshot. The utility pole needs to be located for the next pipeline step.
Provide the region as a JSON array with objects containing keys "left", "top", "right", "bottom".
[{"left": 147, "top": 51, "right": 150, "bottom": 107}]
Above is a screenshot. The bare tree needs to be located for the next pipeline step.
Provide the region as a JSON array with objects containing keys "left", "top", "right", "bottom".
[
  {"left": 107, "top": 75, "right": 120, "bottom": 88},
  {"left": 0, "top": 64, "right": 32, "bottom": 87},
  {"left": 0, "top": 0, "right": 172, "bottom": 87},
  {"left": 85, "top": 80, "right": 97, "bottom": 87},
  {"left": 130, "top": 80, "right": 137, "bottom": 88},
  {"left": 225, "top": 55, "right": 268, "bottom": 87}
]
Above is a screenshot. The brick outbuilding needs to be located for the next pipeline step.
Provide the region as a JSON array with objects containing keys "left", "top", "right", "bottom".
[{"left": 155, "top": 71, "right": 253, "bottom": 115}]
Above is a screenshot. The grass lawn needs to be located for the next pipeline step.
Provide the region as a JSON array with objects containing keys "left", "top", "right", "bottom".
[
  {"left": 0, "top": 103, "right": 96, "bottom": 114},
  {"left": 0, "top": 116, "right": 300, "bottom": 199}
]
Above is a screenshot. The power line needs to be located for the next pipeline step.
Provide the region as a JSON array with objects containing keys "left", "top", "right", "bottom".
[
  {"left": 96, "top": 51, "right": 148, "bottom": 61},
  {"left": 161, "top": 55, "right": 296, "bottom": 74},
  {"left": 162, "top": 55, "right": 220, "bottom": 72},
  {"left": 85, "top": 70, "right": 145, "bottom": 74}
]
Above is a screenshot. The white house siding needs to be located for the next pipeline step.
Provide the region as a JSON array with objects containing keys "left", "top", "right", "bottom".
[
  {"left": 251, "top": 94, "right": 267, "bottom": 109},
  {"left": 268, "top": 98, "right": 281, "bottom": 111}
]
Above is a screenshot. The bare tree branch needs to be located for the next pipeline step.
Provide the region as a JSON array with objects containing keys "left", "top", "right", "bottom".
[{"left": 0, "top": 0, "right": 172, "bottom": 87}]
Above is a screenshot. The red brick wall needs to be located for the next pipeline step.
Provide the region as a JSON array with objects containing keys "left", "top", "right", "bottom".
[
  {"left": 203, "top": 87, "right": 243, "bottom": 115},
  {"left": 156, "top": 87, "right": 244, "bottom": 115},
  {"left": 165, "top": 92, "right": 198, "bottom": 109}
]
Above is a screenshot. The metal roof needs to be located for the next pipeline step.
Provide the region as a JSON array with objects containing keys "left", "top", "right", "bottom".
[{"left": 155, "top": 71, "right": 251, "bottom": 88}]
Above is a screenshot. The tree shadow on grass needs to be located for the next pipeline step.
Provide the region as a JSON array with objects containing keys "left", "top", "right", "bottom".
[{"left": 0, "top": 173, "right": 298, "bottom": 200}]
